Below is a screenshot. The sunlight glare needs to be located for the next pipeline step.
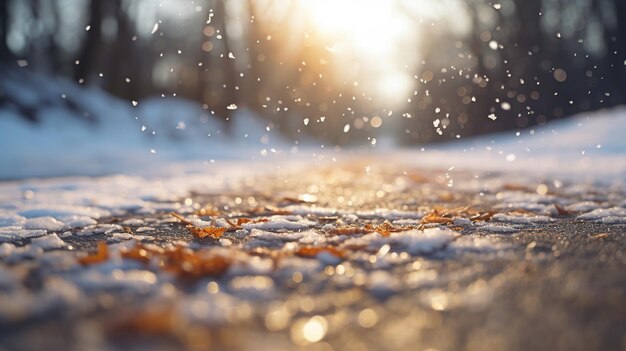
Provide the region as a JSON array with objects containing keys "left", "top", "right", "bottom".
[{"left": 301, "top": 0, "right": 419, "bottom": 105}]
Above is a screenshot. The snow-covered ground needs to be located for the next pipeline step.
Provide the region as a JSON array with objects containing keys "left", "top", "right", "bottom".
[
  {"left": 1, "top": 71, "right": 625, "bottom": 234},
  {"left": 408, "top": 107, "right": 626, "bottom": 178},
  {"left": 2, "top": 71, "right": 626, "bottom": 179},
  {"left": 0, "top": 72, "right": 291, "bottom": 179},
  {"left": 1, "top": 77, "right": 625, "bottom": 350}
]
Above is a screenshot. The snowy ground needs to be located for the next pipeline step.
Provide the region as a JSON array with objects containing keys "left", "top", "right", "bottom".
[
  {"left": 2, "top": 70, "right": 626, "bottom": 180},
  {"left": 1, "top": 82, "right": 626, "bottom": 350},
  {"left": 0, "top": 156, "right": 624, "bottom": 350}
]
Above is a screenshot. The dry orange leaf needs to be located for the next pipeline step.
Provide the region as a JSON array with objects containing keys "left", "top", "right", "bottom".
[
  {"left": 187, "top": 225, "right": 225, "bottom": 239},
  {"left": 296, "top": 246, "right": 346, "bottom": 258},
  {"left": 78, "top": 241, "right": 109, "bottom": 265},
  {"left": 171, "top": 212, "right": 225, "bottom": 238},
  {"left": 590, "top": 233, "right": 609, "bottom": 240},
  {"left": 162, "top": 248, "right": 231, "bottom": 278},
  {"left": 554, "top": 204, "right": 572, "bottom": 216},
  {"left": 471, "top": 211, "right": 496, "bottom": 221},
  {"left": 421, "top": 212, "right": 453, "bottom": 225}
]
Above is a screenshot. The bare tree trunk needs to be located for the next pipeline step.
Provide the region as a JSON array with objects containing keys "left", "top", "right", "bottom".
[
  {"left": 74, "top": 0, "right": 104, "bottom": 82},
  {"left": 0, "top": 0, "right": 12, "bottom": 60}
]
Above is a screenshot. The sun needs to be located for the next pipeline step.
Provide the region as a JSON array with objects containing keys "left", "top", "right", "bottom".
[{"left": 299, "top": 0, "right": 418, "bottom": 104}]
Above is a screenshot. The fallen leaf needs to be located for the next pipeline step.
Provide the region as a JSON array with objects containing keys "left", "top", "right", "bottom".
[
  {"left": 421, "top": 211, "right": 453, "bottom": 225},
  {"left": 78, "top": 241, "right": 109, "bottom": 265},
  {"left": 171, "top": 212, "right": 225, "bottom": 238},
  {"left": 471, "top": 211, "right": 496, "bottom": 221},
  {"left": 296, "top": 246, "right": 346, "bottom": 258},
  {"left": 554, "top": 204, "right": 572, "bottom": 216},
  {"left": 163, "top": 248, "right": 231, "bottom": 278},
  {"left": 590, "top": 233, "right": 609, "bottom": 240},
  {"left": 187, "top": 225, "right": 225, "bottom": 239}
]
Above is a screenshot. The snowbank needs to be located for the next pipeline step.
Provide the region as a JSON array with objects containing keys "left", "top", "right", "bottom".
[
  {"left": 1, "top": 69, "right": 625, "bottom": 179},
  {"left": 0, "top": 72, "right": 290, "bottom": 179}
]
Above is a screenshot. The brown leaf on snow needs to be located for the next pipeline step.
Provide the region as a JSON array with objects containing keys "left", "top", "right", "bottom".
[
  {"left": 471, "top": 211, "right": 496, "bottom": 221},
  {"left": 78, "top": 241, "right": 109, "bottom": 265},
  {"left": 161, "top": 247, "right": 231, "bottom": 278},
  {"left": 420, "top": 211, "right": 453, "bottom": 225},
  {"left": 121, "top": 243, "right": 231, "bottom": 278},
  {"left": 366, "top": 220, "right": 414, "bottom": 237},
  {"left": 296, "top": 246, "right": 346, "bottom": 258},
  {"left": 590, "top": 233, "right": 609, "bottom": 240},
  {"left": 554, "top": 204, "right": 573, "bottom": 216},
  {"left": 187, "top": 225, "right": 225, "bottom": 239},
  {"left": 171, "top": 212, "right": 224, "bottom": 238}
]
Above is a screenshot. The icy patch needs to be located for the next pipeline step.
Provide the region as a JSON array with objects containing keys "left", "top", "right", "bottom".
[
  {"left": 249, "top": 229, "right": 324, "bottom": 244},
  {"left": 30, "top": 234, "right": 67, "bottom": 250},
  {"left": 577, "top": 207, "right": 626, "bottom": 224},
  {"left": 241, "top": 217, "right": 315, "bottom": 232},
  {"left": 449, "top": 235, "right": 513, "bottom": 253},
  {"left": 565, "top": 201, "right": 602, "bottom": 213},
  {"left": 285, "top": 205, "right": 338, "bottom": 217},
  {"left": 76, "top": 224, "right": 123, "bottom": 236},
  {"left": 23, "top": 217, "right": 65, "bottom": 231},
  {"left": 475, "top": 223, "right": 518, "bottom": 233},
  {"left": 344, "top": 228, "right": 459, "bottom": 255},
  {"left": 492, "top": 213, "right": 553, "bottom": 224},
  {"left": 356, "top": 209, "right": 424, "bottom": 220},
  {"left": 0, "top": 227, "right": 47, "bottom": 242}
]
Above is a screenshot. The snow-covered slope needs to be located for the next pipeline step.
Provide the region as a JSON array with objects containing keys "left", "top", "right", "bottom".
[
  {"left": 1, "top": 70, "right": 625, "bottom": 179},
  {"left": 0, "top": 94, "right": 289, "bottom": 179},
  {"left": 392, "top": 107, "right": 626, "bottom": 179}
]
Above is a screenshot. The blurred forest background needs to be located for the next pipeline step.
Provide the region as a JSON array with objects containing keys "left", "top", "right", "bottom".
[{"left": 1, "top": 0, "right": 625, "bottom": 145}]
